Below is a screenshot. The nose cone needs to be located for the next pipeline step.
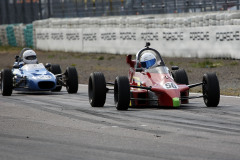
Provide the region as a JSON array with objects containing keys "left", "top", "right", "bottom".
[
  {"left": 151, "top": 86, "right": 181, "bottom": 107},
  {"left": 146, "top": 73, "right": 187, "bottom": 107}
]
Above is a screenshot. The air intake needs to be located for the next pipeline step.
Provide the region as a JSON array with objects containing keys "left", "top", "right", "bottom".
[{"left": 38, "top": 81, "right": 55, "bottom": 89}]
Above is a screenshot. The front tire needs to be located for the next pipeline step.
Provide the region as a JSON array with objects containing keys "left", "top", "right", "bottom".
[
  {"left": 172, "top": 69, "right": 189, "bottom": 85},
  {"left": 114, "top": 76, "right": 130, "bottom": 110},
  {"left": 50, "top": 64, "right": 62, "bottom": 92},
  {"left": 65, "top": 67, "right": 78, "bottom": 94},
  {"left": 1, "top": 69, "right": 13, "bottom": 96},
  {"left": 202, "top": 73, "right": 220, "bottom": 107},
  {"left": 88, "top": 72, "right": 106, "bottom": 107}
]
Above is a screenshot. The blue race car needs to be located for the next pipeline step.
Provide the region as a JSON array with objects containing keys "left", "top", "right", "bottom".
[{"left": 0, "top": 48, "right": 78, "bottom": 96}]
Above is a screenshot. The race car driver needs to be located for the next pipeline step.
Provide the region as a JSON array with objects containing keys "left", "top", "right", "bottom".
[
  {"left": 22, "top": 50, "right": 38, "bottom": 64},
  {"left": 140, "top": 52, "right": 157, "bottom": 69},
  {"left": 16, "top": 50, "right": 38, "bottom": 68}
]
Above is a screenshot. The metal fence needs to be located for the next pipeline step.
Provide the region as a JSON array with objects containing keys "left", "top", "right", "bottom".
[{"left": 1, "top": 0, "right": 240, "bottom": 25}]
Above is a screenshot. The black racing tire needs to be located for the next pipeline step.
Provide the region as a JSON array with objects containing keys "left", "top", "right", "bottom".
[
  {"left": 202, "top": 73, "right": 220, "bottom": 107},
  {"left": 88, "top": 72, "right": 106, "bottom": 107},
  {"left": 50, "top": 64, "right": 62, "bottom": 92},
  {"left": 114, "top": 76, "right": 130, "bottom": 110},
  {"left": 1, "top": 69, "right": 13, "bottom": 96},
  {"left": 65, "top": 67, "right": 78, "bottom": 94},
  {"left": 172, "top": 69, "right": 189, "bottom": 85}
]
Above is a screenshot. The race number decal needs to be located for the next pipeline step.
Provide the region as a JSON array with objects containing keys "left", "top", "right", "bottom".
[
  {"left": 37, "top": 75, "right": 52, "bottom": 80},
  {"left": 163, "top": 82, "right": 178, "bottom": 89}
]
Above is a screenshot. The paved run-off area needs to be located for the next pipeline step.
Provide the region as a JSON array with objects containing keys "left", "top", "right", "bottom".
[{"left": 0, "top": 85, "right": 240, "bottom": 160}]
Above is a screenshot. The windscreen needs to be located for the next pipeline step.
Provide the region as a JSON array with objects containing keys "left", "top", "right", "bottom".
[
  {"left": 21, "top": 63, "right": 46, "bottom": 71},
  {"left": 145, "top": 66, "right": 169, "bottom": 74}
]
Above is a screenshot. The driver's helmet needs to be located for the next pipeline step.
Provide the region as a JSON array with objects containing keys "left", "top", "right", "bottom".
[
  {"left": 22, "top": 50, "right": 38, "bottom": 64},
  {"left": 140, "top": 52, "right": 156, "bottom": 69}
]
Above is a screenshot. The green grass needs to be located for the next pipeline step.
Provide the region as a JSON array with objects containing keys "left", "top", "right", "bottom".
[
  {"left": 230, "top": 61, "right": 239, "bottom": 66},
  {"left": 47, "top": 55, "right": 55, "bottom": 59},
  {"left": 168, "top": 61, "right": 182, "bottom": 66},
  {"left": 98, "top": 56, "right": 104, "bottom": 60},
  {"left": 69, "top": 53, "right": 82, "bottom": 59},
  {"left": 191, "top": 60, "right": 223, "bottom": 68},
  {"left": 107, "top": 56, "right": 115, "bottom": 60},
  {"left": 0, "top": 46, "right": 27, "bottom": 52},
  {"left": 59, "top": 56, "right": 68, "bottom": 60}
]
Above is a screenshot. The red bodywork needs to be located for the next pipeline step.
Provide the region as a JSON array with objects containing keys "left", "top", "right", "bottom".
[{"left": 126, "top": 55, "right": 189, "bottom": 107}]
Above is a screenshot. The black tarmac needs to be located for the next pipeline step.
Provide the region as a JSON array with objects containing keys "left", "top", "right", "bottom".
[{"left": 0, "top": 84, "right": 240, "bottom": 160}]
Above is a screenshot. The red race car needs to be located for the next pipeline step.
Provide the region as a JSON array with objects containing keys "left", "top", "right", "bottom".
[{"left": 88, "top": 42, "right": 220, "bottom": 110}]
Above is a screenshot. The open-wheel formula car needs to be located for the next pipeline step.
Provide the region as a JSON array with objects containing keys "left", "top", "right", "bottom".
[
  {"left": 0, "top": 48, "right": 78, "bottom": 96},
  {"left": 88, "top": 42, "right": 220, "bottom": 110}
]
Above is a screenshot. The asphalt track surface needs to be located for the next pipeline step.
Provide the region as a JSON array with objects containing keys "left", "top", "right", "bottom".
[{"left": 1, "top": 84, "right": 240, "bottom": 160}]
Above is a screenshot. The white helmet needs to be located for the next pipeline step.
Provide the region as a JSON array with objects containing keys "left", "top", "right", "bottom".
[
  {"left": 140, "top": 52, "right": 156, "bottom": 69},
  {"left": 22, "top": 50, "right": 38, "bottom": 64}
]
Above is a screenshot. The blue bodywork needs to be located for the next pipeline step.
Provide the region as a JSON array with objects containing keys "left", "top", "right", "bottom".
[{"left": 13, "top": 63, "right": 57, "bottom": 91}]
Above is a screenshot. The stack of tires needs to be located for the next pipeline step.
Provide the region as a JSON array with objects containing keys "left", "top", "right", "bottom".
[
  {"left": 24, "top": 24, "right": 33, "bottom": 48},
  {"left": 14, "top": 24, "right": 25, "bottom": 47},
  {"left": 6, "top": 25, "right": 17, "bottom": 46},
  {"left": 0, "top": 25, "right": 7, "bottom": 46}
]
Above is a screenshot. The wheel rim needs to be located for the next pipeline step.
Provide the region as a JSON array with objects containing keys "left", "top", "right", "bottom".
[
  {"left": 114, "top": 80, "right": 119, "bottom": 105},
  {"left": 203, "top": 79, "right": 208, "bottom": 104},
  {"left": 65, "top": 71, "right": 69, "bottom": 90},
  {"left": 89, "top": 77, "right": 93, "bottom": 103},
  {"left": 1, "top": 79, "right": 3, "bottom": 92}
]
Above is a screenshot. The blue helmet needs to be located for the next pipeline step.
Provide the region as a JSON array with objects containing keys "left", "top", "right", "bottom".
[{"left": 140, "top": 52, "right": 156, "bottom": 69}]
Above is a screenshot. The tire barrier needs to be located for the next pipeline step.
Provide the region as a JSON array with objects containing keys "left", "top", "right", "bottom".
[
  {"left": 0, "top": 24, "right": 32, "bottom": 48},
  {"left": 0, "top": 25, "right": 8, "bottom": 46},
  {"left": 6, "top": 25, "right": 17, "bottom": 47},
  {"left": 24, "top": 24, "right": 33, "bottom": 48},
  {"left": 14, "top": 24, "right": 25, "bottom": 47}
]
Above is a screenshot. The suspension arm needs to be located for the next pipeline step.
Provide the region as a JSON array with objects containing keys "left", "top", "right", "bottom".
[{"left": 188, "top": 82, "right": 203, "bottom": 88}]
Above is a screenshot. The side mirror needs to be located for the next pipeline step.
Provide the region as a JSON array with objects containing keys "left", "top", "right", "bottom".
[
  {"left": 136, "top": 68, "right": 143, "bottom": 72},
  {"left": 171, "top": 66, "right": 179, "bottom": 70}
]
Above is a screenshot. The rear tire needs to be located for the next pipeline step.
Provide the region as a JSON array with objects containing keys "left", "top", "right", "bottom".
[
  {"left": 50, "top": 64, "right": 62, "bottom": 92},
  {"left": 88, "top": 72, "right": 106, "bottom": 107},
  {"left": 65, "top": 67, "right": 78, "bottom": 94},
  {"left": 172, "top": 69, "right": 189, "bottom": 85},
  {"left": 114, "top": 76, "right": 130, "bottom": 110},
  {"left": 1, "top": 69, "right": 13, "bottom": 96},
  {"left": 202, "top": 73, "right": 220, "bottom": 107}
]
